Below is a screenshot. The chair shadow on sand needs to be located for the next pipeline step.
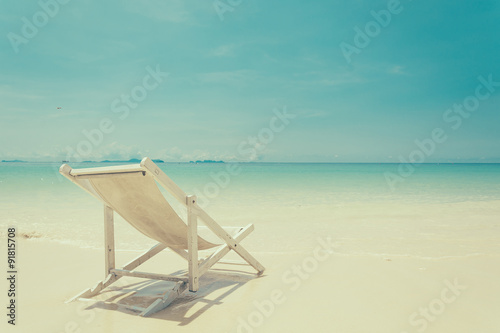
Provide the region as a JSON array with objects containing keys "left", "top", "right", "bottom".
[{"left": 84, "top": 268, "right": 265, "bottom": 325}]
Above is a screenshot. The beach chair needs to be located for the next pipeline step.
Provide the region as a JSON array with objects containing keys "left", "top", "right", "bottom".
[{"left": 59, "top": 157, "right": 264, "bottom": 316}]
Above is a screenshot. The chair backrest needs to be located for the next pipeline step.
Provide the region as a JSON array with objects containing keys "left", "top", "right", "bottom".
[{"left": 60, "top": 164, "right": 218, "bottom": 250}]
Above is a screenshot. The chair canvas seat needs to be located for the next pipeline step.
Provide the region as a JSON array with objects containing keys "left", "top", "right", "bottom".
[{"left": 86, "top": 172, "right": 218, "bottom": 250}]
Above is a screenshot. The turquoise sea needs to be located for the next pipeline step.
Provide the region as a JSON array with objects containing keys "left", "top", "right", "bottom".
[{"left": 1, "top": 162, "right": 499, "bottom": 257}]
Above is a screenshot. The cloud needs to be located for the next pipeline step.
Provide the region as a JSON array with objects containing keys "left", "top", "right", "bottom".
[
  {"left": 156, "top": 147, "right": 238, "bottom": 162},
  {"left": 47, "top": 110, "right": 82, "bottom": 118},
  {"left": 296, "top": 110, "right": 329, "bottom": 118},
  {"left": 196, "top": 70, "right": 257, "bottom": 84},
  {"left": 208, "top": 44, "right": 237, "bottom": 57},
  {"left": 94, "top": 142, "right": 145, "bottom": 161},
  {"left": 12, "top": 142, "right": 146, "bottom": 162},
  {"left": 389, "top": 65, "right": 408, "bottom": 75},
  {"left": 291, "top": 71, "right": 365, "bottom": 87},
  {"left": 0, "top": 85, "right": 46, "bottom": 100},
  {"left": 3, "top": 142, "right": 243, "bottom": 163},
  {"left": 156, "top": 147, "right": 185, "bottom": 161}
]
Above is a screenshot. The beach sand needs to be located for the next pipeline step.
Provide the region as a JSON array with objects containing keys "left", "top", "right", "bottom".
[{"left": 3, "top": 238, "right": 500, "bottom": 333}]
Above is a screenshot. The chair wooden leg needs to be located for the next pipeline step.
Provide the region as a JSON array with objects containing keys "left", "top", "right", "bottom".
[
  {"left": 198, "top": 224, "right": 255, "bottom": 275},
  {"left": 140, "top": 281, "right": 188, "bottom": 317},
  {"left": 187, "top": 195, "right": 199, "bottom": 292},
  {"left": 66, "top": 273, "right": 117, "bottom": 303},
  {"left": 104, "top": 205, "right": 115, "bottom": 277},
  {"left": 194, "top": 206, "right": 265, "bottom": 274}
]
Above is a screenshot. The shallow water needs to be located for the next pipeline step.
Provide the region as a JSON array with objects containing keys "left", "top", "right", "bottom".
[{"left": 1, "top": 162, "right": 499, "bottom": 257}]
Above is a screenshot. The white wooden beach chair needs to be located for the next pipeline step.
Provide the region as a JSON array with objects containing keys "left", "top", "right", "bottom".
[{"left": 59, "top": 157, "right": 264, "bottom": 316}]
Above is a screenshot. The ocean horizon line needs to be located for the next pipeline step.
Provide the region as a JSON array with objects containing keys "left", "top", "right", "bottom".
[{"left": 2, "top": 160, "right": 500, "bottom": 165}]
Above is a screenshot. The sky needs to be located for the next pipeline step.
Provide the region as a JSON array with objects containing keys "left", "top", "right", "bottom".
[{"left": 1, "top": 0, "right": 499, "bottom": 162}]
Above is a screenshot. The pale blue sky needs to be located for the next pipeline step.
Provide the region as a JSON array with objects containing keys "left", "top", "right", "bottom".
[{"left": 1, "top": 0, "right": 499, "bottom": 162}]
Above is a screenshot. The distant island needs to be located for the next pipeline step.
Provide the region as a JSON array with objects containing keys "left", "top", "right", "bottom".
[
  {"left": 100, "top": 158, "right": 141, "bottom": 163},
  {"left": 189, "top": 160, "right": 224, "bottom": 164},
  {"left": 61, "top": 159, "right": 166, "bottom": 163},
  {"left": 99, "top": 159, "right": 164, "bottom": 163},
  {"left": 1, "top": 160, "right": 27, "bottom": 163}
]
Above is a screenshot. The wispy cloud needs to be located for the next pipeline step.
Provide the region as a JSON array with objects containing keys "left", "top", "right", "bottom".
[
  {"left": 46, "top": 110, "right": 82, "bottom": 119},
  {"left": 291, "top": 71, "right": 365, "bottom": 87},
  {"left": 196, "top": 70, "right": 257, "bottom": 84},
  {"left": 296, "top": 109, "right": 329, "bottom": 119},
  {"left": 388, "top": 65, "right": 408, "bottom": 75},
  {"left": 208, "top": 44, "right": 237, "bottom": 57},
  {"left": 1, "top": 142, "right": 243, "bottom": 163},
  {"left": 0, "top": 86, "right": 46, "bottom": 100}
]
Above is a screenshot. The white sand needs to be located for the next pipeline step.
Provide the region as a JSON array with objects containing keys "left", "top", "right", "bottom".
[{"left": 2, "top": 238, "right": 500, "bottom": 333}]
